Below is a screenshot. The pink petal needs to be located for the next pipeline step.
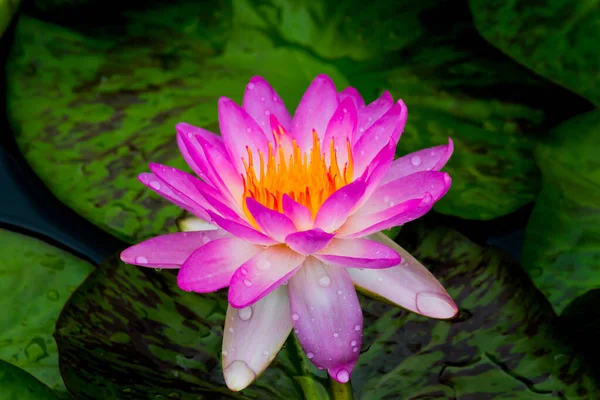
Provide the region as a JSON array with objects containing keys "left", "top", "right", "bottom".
[
  {"left": 246, "top": 198, "right": 297, "bottom": 242},
  {"left": 138, "top": 172, "right": 211, "bottom": 222},
  {"left": 352, "top": 140, "right": 396, "bottom": 212},
  {"left": 148, "top": 163, "right": 215, "bottom": 210},
  {"left": 382, "top": 138, "right": 454, "bottom": 184},
  {"left": 242, "top": 76, "right": 292, "bottom": 141},
  {"left": 222, "top": 287, "right": 292, "bottom": 391},
  {"left": 285, "top": 228, "right": 335, "bottom": 255},
  {"left": 353, "top": 100, "right": 407, "bottom": 176},
  {"left": 323, "top": 97, "right": 357, "bottom": 168},
  {"left": 291, "top": 74, "right": 339, "bottom": 150},
  {"left": 356, "top": 91, "right": 393, "bottom": 141},
  {"left": 356, "top": 171, "right": 452, "bottom": 216},
  {"left": 120, "top": 231, "right": 221, "bottom": 268},
  {"left": 339, "top": 86, "right": 365, "bottom": 111},
  {"left": 228, "top": 245, "right": 305, "bottom": 308},
  {"left": 282, "top": 194, "right": 313, "bottom": 231},
  {"left": 196, "top": 137, "right": 244, "bottom": 204},
  {"left": 348, "top": 233, "right": 458, "bottom": 319},
  {"left": 288, "top": 257, "right": 362, "bottom": 383},
  {"left": 177, "top": 237, "right": 261, "bottom": 293},
  {"left": 206, "top": 210, "right": 276, "bottom": 246},
  {"left": 316, "top": 238, "right": 400, "bottom": 269},
  {"left": 176, "top": 123, "right": 222, "bottom": 182},
  {"left": 339, "top": 194, "right": 435, "bottom": 238},
  {"left": 218, "top": 97, "right": 270, "bottom": 173},
  {"left": 314, "top": 180, "right": 367, "bottom": 233}
]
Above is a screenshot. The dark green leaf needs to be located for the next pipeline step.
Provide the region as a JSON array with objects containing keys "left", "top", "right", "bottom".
[
  {"left": 521, "top": 110, "right": 600, "bottom": 312},
  {"left": 0, "top": 359, "right": 59, "bottom": 400},
  {"left": 7, "top": 1, "right": 568, "bottom": 243},
  {"left": 0, "top": 0, "right": 20, "bottom": 37},
  {"left": 0, "top": 229, "right": 94, "bottom": 396},
  {"left": 469, "top": 0, "right": 600, "bottom": 106}
]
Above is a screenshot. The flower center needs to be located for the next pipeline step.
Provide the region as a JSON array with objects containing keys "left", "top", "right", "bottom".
[{"left": 242, "top": 126, "right": 354, "bottom": 221}]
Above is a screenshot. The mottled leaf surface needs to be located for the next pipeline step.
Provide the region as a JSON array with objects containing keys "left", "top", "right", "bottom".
[
  {"left": 354, "top": 224, "right": 598, "bottom": 399},
  {"left": 521, "top": 110, "right": 600, "bottom": 313},
  {"left": 6, "top": 0, "right": 569, "bottom": 244},
  {"left": 0, "top": 359, "right": 59, "bottom": 400},
  {"left": 469, "top": 0, "right": 600, "bottom": 106},
  {"left": 55, "top": 223, "right": 597, "bottom": 398},
  {"left": 0, "top": 229, "right": 93, "bottom": 396}
]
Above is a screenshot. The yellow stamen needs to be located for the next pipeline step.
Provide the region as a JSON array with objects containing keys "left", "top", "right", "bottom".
[{"left": 242, "top": 129, "right": 354, "bottom": 224}]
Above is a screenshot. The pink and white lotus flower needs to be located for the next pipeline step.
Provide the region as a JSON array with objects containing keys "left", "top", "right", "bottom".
[{"left": 121, "top": 74, "right": 457, "bottom": 391}]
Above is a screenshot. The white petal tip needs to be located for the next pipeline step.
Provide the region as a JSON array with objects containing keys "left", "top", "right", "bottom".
[
  {"left": 415, "top": 291, "right": 458, "bottom": 319},
  {"left": 177, "top": 217, "right": 217, "bottom": 232},
  {"left": 224, "top": 360, "right": 256, "bottom": 392}
]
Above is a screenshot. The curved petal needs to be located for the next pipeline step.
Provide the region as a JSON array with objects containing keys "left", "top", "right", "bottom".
[
  {"left": 138, "top": 172, "right": 211, "bottom": 221},
  {"left": 120, "top": 231, "right": 221, "bottom": 268},
  {"left": 349, "top": 233, "right": 458, "bottom": 319},
  {"left": 242, "top": 76, "right": 292, "bottom": 140},
  {"left": 352, "top": 140, "right": 396, "bottom": 213},
  {"left": 206, "top": 210, "right": 276, "bottom": 246},
  {"left": 177, "top": 237, "right": 261, "bottom": 293},
  {"left": 353, "top": 100, "right": 407, "bottom": 176},
  {"left": 382, "top": 138, "right": 454, "bottom": 184},
  {"left": 222, "top": 286, "right": 293, "bottom": 391},
  {"left": 356, "top": 91, "right": 393, "bottom": 141},
  {"left": 314, "top": 180, "right": 367, "bottom": 233},
  {"left": 339, "top": 194, "right": 434, "bottom": 238},
  {"left": 356, "top": 171, "right": 452, "bottom": 216},
  {"left": 246, "top": 198, "right": 297, "bottom": 242},
  {"left": 288, "top": 257, "right": 362, "bottom": 383},
  {"left": 177, "top": 216, "right": 220, "bottom": 233},
  {"left": 228, "top": 245, "right": 305, "bottom": 308},
  {"left": 218, "top": 97, "right": 270, "bottom": 173},
  {"left": 285, "top": 228, "right": 335, "bottom": 255},
  {"left": 176, "top": 123, "right": 223, "bottom": 182},
  {"left": 323, "top": 97, "right": 357, "bottom": 167},
  {"left": 339, "top": 86, "right": 365, "bottom": 110},
  {"left": 316, "top": 238, "right": 400, "bottom": 269},
  {"left": 282, "top": 194, "right": 314, "bottom": 231},
  {"left": 291, "top": 74, "right": 339, "bottom": 150}
]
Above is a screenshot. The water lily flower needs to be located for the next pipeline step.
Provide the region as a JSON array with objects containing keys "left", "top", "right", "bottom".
[{"left": 120, "top": 74, "right": 457, "bottom": 391}]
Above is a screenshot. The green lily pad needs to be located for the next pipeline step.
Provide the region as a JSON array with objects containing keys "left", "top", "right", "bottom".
[
  {"left": 354, "top": 224, "right": 598, "bottom": 398},
  {"left": 0, "top": 229, "right": 94, "bottom": 396},
  {"left": 0, "top": 359, "right": 59, "bottom": 400},
  {"left": 7, "top": 0, "right": 567, "bottom": 243},
  {"left": 0, "top": 0, "right": 20, "bottom": 37},
  {"left": 55, "top": 224, "right": 597, "bottom": 398},
  {"left": 521, "top": 110, "right": 600, "bottom": 313},
  {"left": 469, "top": 0, "right": 600, "bottom": 106}
]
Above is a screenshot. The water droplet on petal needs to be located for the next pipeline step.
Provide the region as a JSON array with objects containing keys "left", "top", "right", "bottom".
[
  {"left": 263, "top": 350, "right": 270, "bottom": 356},
  {"left": 411, "top": 155, "right": 422, "bottom": 166},
  {"left": 343, "top": 108, "right": 347, "bottom": 113},
  {"left": 359, "top": 127, "right": 365, "bottom": 133},
  {"left": 243, "top": 279, "right": 252, "bottom": 287},
  {"left": 353, "top": 347, "right": 359, "bottom": 352},
  {"left": 228, "top": 327, "right": 234, "bottom": 333},
  {"left": 149, "top": 181, "right": 161, "bottom": 190},
  {"left": 135, "top": 256, "right": 148, "bottom": 264},
  {"left": 260, "top": 97, "right": 265, "bottom": 102},
  {"left": 292, "top": 313, "right": 300, "bottom": 321},
  {"left": 257, "top": 260, "right": 271, "bottom": 270},
  {"left": 248, "top": 83, "right": 255, "bottom": 90},
  {"left": 306, "top": 352, "right": 314, "bottom": 359},
  {"left": 333, "top": 332, "right": 339, "bottom": 338},
  {"left": 238, "top": 307, "right": 252, "bottom": 321},
  {"left": 367, "top": 116, "right": 372, "bottom": 122},
  {"left": 337, "top": 290, "right": 343, "bottom": 295},
  {"left": 377, "top": 277, "right": 383, "bottom": 282},
  {"left": 354, "top": 324, "right": 361, "bottom": 331},
  {"left": 273, "top": 96, "right": 278, "bottom": 102},
  {"left": 246, "top": 128, "right": 252, "bottom": 133},
  {"left": 336, "top": 369, "right": 350, "bottom": 383},
  {"left": 264, "top": 109, "right": 271, "bottom": 116},
  {"left": 383, "top": 195, "right": 390, "bottom": 203},
  {"left": 282, "top": 281, "right": 288, "bottom": 286},
  {"left": 202, "top": 236, "right": 211, "bottom": 244},
  {"left": 240, "top": 268, "right": 248, "bottom": 275},
  {"left": 187, "top": 132, "right": 193, "bottom": 138},
  {"left": 318, "top": 275, "right": 331, "bottom": 287},
  {"left": 350, "top": 340, "right": 357, "bottom": 346}
]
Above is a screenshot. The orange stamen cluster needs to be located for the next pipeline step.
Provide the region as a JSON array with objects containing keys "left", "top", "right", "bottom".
[{"left": 242, "top": 127, "right": 354, "bottom": 222}]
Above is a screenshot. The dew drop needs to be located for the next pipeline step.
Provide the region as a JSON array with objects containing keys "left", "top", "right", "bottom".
[
  {"left": 264, "top": 109, "right": 271, "bottom": 116},
  {"left": 318, "top": 275, "right": 331, "bottom": 287},
  {"left": 228, "top": 327, "right": 234, "bottom": 333},
  {"left": 306, "top": 352, "right": 314, "bottom": 359},
  {"left": 273, "top": 96, "right": 278, "bottom": 102},
  {"left": 354, "top": 324, "right": 361, "bottom": 331},
  {"left": 383, "top": 195, "right": 390, "bottom": 203},
  {"left": 337, "top": 290, "right": 343, "bottom": 295},
  {"left": 292, "top": 313, "right": 300, "bottom": 321},
  {"left": 343, "top": 108, "right": 347, "bottom": 113},
  {"left": 248, "top": 83, "right": 255, "bottom": 89},
  {"left": 359, "top": 127, "right": 365, "bottom": 133},
  {"left": 246, "top": 128, "right": 252, "bottom": 133},
  {"left": 411, "top": 155, "right": 422, "bottom": 166},
  {"left": 238, "top": 307, "right": 252, "bottom": 321},
  {"left": 260, "top": 97, "right": 265, "bottom": 102},
  {"left": 353, "top": 347, "right": 359, "bottom": 352},
  {"left": 282, "top": 281, "right": 289, "bottom": 286},
  {"left": 202, "top": 236, "right": 211, "bottom": 244},
  {"left": 377, "top": 277, "right": 383, "bottom": 282},
  {"left": 350, "top": 340, "right": 357, "bottom": 346},
  {"left": 333, "top": 332, "right": 339, "bottom": 338},
  {"left": 367, "top": 116, "right": 372, "bottom": 122},
  {"left": 375, "top": 135, "right": 379, "bottom": 141},
  {"left": 222, "top": 350, "right": 228, "bottom": 356},
  {"left": 135, "top": 256, "right": 148, "bottom": 264},
  {"left": 257, "top": 260, "right": 271, "bottom": 271},
  {"left": 337, "top": 368, "right": 350, "bottom": 383},
  {"left": 149, "top": 181, "right": 161, "bottom": 190},
  {"left": 243, "top": 279, "right": 253, "bottom": 287},
  {"left": 187, "top": 132, "right": 193, "bottom": 138},
  {"left": 240, "top": 268, "right": 248, "bottom": 275},
  {"left": 263, "top": 350, "right": 270, "bottom": 356}
]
